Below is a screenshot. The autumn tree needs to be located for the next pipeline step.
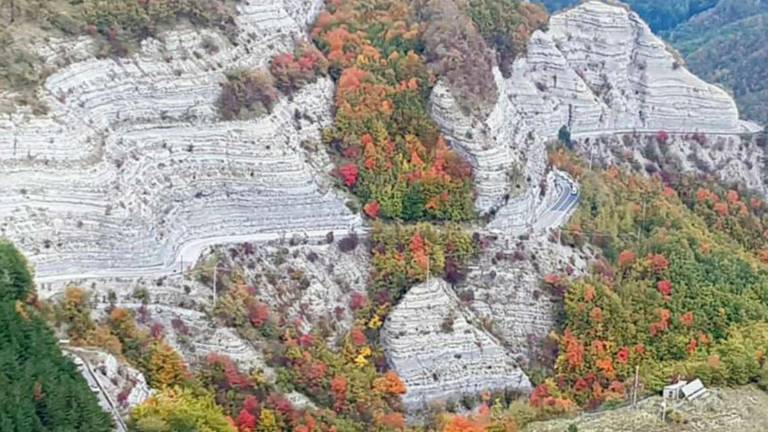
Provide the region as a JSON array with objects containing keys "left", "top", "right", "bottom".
[
  {"left": 130, "top": 387, "right": 236, "bottom": 432},
  {"left": 147, "top": 342, "right": 190, "bottom": 388}
]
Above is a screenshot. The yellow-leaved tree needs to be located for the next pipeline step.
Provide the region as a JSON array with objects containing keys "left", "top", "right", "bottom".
[
  {"left": 146, "top": 342, "right": 190, "bottom": 388},
  {"left": 130, "top": 387, "right": 235, "bottom": 432}
]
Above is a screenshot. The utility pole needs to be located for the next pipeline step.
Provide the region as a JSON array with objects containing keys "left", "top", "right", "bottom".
[
  {"left": 212, "top": 263, "right": 218, "bottom": 306},
  {"left": 182, "top": 260, "right": 220, "bottom": 308},
  {"left": 632, "top": 364, "right": 640, "bottom": 409},
  {"left": 637, "top": 196, "right": 647, "bottom": 242}
]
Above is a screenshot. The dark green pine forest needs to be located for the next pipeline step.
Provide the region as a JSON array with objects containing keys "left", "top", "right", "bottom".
[{"left": 0, "top": 241, "right": 112, "bottom": 432}]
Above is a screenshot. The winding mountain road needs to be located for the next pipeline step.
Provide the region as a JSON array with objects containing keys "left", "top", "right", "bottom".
[
  {"left": 533, "top": 171, "right": 580, "bottom": 232},
  {"left": 60, "top": 343, "right": 129, "bottom": 432},
  {"left": 568, "top": 121, "right": 763, "bottom": 139}
]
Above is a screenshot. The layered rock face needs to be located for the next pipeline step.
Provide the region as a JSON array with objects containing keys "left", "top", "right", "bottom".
[
  {"left": 432, "top": 0, "right": 753, "bottom": 217},
  {"left": 511, "top": 0, "right": 742, "bottom": 136},
  {"left": 381, "top": 279, "right": 532, "bottom": 411},
  {"left": 431, "top": 68, "right": 547, "bottom": 215},
  {"left": 211, "top": 237, "right": 370, "bottom": 337},
  {"left": 462, "top": 235, "right": 591, "bottom": 364},
  {"left": 0, "top": 0, "right": 359, "bottom": 288}
]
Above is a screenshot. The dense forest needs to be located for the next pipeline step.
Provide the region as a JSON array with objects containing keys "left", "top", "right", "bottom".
[
  {"left": 666, "top": 0, "right": 768, "bottom": 124},
  {"left": 0, "top": 241, "right": 113, "bottom": 431},
  {"left": 536, "top": 149, "right": 768, "bottom": 410}
]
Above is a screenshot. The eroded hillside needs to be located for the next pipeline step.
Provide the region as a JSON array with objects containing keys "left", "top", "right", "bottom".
[{"left": 0, "top": 0, "right": 767, "bottom": 431}]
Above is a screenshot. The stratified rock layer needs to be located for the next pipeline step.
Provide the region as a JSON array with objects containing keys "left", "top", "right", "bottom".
[
  {"left": 464, "top": 235, "right": 591, "bottom": 364},
  {"left": 431, "top": 68, "right": 547, "bottom": 215},
  {"left": 512, "top": 0, "right": 742, "bottom": 136},
  {"left": 0, "top": 0, "right": 359, "bottom": 286},
  {"left": 212, "top": 237, "right": 370, "bottom": 337},
  {"left": 432, "top": 0, "right": 751, "bottom": 217},
  {"left": 381, "top": 279, "right": 531, "bottom": 411}
]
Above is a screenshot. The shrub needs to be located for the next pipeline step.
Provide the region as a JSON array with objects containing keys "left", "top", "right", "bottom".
[
  {"left": 466, "top": 0, "right": 549, "bottom": 74},
  {"left": 56, "top": 287, "right": 95, "bottom": 342},
  {"left": 270, "top": 42, "right": 328, "bottom": 93},
  {"left": 218, "top": 69, "right": 279, "bottom": 120},
  {"left": 338, "top": 232, "right": 359, "bottom": 253},
  {"left": 370, "top": 222, "right": 477, "bottom": 304},
  {"left": 80, "top": 0, "right": 237, "bottom": 56},
  {"left": 130, "top": 387, "right": 235, "bottom": 432}
]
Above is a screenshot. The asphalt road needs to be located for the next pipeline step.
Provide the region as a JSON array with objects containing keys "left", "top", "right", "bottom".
[{"left": 533, "top": 170, "right": 579, "bottom": 232}]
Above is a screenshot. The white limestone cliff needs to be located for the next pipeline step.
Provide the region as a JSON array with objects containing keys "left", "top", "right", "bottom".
[
  {"left": 512, "top": 0, "right": 742, "bottom": 136},
  {"left": 381, "top": 278, "right": 532, "bottom": 411},
  {"left": 0, "top": 0, "right": 360, "bottom": 289},
  {"left": 463, "top": 235, "right": 591, "bottom": 364},
  {"left": 430, "top": 68, "right": 548, "bottom": 215},
  {"left": 210, "top": 237, "right": 370, "bottom": 337},
  {"left": 432, "top": 0, "right": 754, "bottom": 218}
]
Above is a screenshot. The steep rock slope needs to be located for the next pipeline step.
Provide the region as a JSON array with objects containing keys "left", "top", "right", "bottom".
[
  {"left": 381, "top": 279, "right": 531, "bottom": 411},
  {"left": 209, "top": 237, "right": 370, "bottom": 337},
  {"left": 431, "top": 68, "right": 547, "bottom": 215},
  {"left": 510, "top": 0, "right": 742, "bottom": 136},
  {"left": 0, "top": 0, "right": 359, "bottom": 287},
  {"left": 433, "top": 0, "right": 754, "bottom": 219},
  {"left": 463, "top": 235, "right": 591, "bottom": 364}
]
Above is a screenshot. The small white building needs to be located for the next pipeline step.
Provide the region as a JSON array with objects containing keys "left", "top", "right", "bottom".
[
  {"left": 663, "top": 380, "right": 687, "bottom": 400},
  {"left": 681, "top": 379, "right": 707, "bottom": 401}
]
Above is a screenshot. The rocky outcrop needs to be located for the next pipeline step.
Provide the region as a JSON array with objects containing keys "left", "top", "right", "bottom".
[
  {"left": 462, "top": 235, "right": 591, "bottom": 364},
  {"left": 571, "top": 131, "right": 768, "bottom": 194},
  {"left": 511, "top": 0, "right": 742, "bottom": 136},
  {"left": 381, "top": 279, "right": 531, "bottom": 411},
  {"left": 432, "top": 0, "right": 754, "bottom": 218},
  {"left": 431, "top": 68, "right": 547, "bottom": 215},
  {"left": 210, "top": 237, "right": 370, "bottom": 336},
  {"left": 88, "top": 299, "right": 268, "bottom": 372},
  {"left": 0, "top": 0, "right": 360, "bottom": 288},
  {"left": 63, "top": 345, "right": 151, "bottom": 416}
]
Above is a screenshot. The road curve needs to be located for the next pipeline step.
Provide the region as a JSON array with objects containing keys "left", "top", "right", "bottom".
[{"left": 60, "top": 342, "right": 129, "bottom": 432}]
